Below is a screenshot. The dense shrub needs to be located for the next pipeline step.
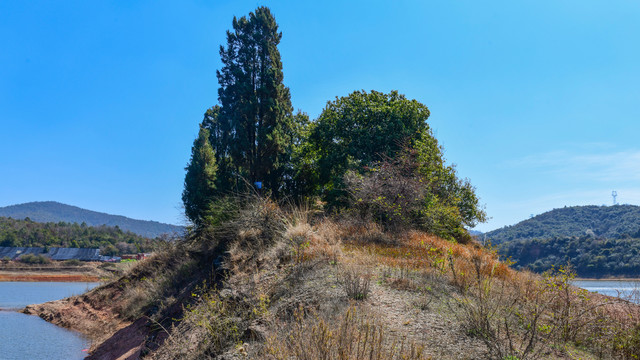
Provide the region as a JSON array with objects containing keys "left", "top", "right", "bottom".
[
  {"left": 345, "top": 143, "right": 484, "bottom": 242},
  {"left": 63, "top": 259, "right": 82, "bottom": 266},
  {"left": 18, "top": 254, "right": 51, "bottom": 264}
]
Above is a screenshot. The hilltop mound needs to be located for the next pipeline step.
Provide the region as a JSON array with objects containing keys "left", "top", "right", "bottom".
[
  {"left": 0, "top": 201, "right": 183, "bottom": 238},
  {"left": 485, "top": 204, "right": 640, "bottom": 244},
  {"left": 22, "top": 200, "right": 640, "bottom": 359}
]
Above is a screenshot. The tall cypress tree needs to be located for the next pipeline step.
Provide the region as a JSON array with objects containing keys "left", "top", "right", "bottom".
[
  {"left": 182, "top": 125, "right": 218, "bottom": 227},
  {"left": 215, "top": 7, "right": 294, "bottom": 197}
]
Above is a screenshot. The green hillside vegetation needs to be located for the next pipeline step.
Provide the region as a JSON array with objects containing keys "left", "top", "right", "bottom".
[
  {"left": 501, "top": 235, "right": 640, "bottom": 277},
  {"left": 485, "top": 205, "right": 640, "bottom": 244},
  {"left": 0, "top": 217, "right": 157, "bottom": 256},
  {"left": 0, "top": 201, "right": 184, "bottom": 238},
  {"left": 486, "top": 205, "right": 640, "bottom": 277}
]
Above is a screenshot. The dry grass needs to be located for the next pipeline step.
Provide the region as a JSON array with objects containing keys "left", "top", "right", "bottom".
[
  {"left": 226, "top": 198, "right": 287, "bottom": 273},
  {"left": 264, "top": 305, "right": 428, "bottom": 360},
  {"left": 156, "top": 210, "right": 640, "bottom": 359},
  {"left": 337, "top": 263, "right": 372, "bottom": 300},
  {"left": 152, "top": 291, "right": 244, "bottom": 360},
  {"left": 314, "top": 218, "right": 640, "bottom": 360},
  {"left": 50, "top": 200, "right": 640, "bottom": 360}
]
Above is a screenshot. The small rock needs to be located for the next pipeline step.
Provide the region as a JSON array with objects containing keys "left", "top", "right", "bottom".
[{"left": 244, "top": 321, "right": 268, "bottom": 341}]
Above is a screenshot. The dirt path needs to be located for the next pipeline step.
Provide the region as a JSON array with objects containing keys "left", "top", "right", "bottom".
[{"left": 366, "top": 279, "right": 488, "bottom": 359}]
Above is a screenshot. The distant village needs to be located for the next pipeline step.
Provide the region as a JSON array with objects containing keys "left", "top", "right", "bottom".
[{"left": 0, "top": 246, "right": 150, "bottom": 262}]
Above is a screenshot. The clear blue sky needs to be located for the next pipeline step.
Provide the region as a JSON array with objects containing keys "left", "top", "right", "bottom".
[{"left": 2, "top": 0, "right": 639, "bottom": 231}]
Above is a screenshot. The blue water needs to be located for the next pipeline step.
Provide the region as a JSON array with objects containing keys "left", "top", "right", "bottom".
[
  {"left": 573, "top": 280, "right": 640, "bottom": 303},
  {"left": 0, "top": 282, "right": 99, "bottom": 360}
]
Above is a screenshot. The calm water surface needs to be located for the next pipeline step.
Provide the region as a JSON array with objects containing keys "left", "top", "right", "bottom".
[
  {"left": 0, "top": 282, "right": 99, "bottom": 360},
  {"left": 573, "top": 280, "right": 640, "bottom": 303}
]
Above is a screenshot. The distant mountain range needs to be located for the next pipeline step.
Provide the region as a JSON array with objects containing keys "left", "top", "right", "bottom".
[
  {"left": 485, "top": 205, "right": 640, "bottom": 244},
  {"left": 0, "top": 201, "right": 184, "bottom": 238}
]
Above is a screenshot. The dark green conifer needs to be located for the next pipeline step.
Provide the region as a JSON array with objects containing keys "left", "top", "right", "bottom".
[
  {"left": 215, "top": 7, "right": 294, "bottom": 196},
  {"left": 182, "top": 125, "right": 217, "bottom": 227}
]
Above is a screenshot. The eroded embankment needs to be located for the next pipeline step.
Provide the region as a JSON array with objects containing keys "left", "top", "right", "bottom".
[
  {"left": 21, "top": 281, "right": 170, "bottom": 360},
  {"left": 21, "top": 281, "right": 132, "bottom": 353},
  {"left": 22, "top": 242, "right": 217, "bottom": 360}
]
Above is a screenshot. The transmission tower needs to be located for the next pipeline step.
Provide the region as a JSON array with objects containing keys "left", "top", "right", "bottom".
[{"left": 612, "top": 190, "right": 618, "bottom": 205}]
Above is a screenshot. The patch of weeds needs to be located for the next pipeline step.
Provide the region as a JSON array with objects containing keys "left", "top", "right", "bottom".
[
  {"left": 337, "top": 264, "right": 371, "bottom": 300},
  {"left": 264, "top": 305, "right": 427, "bottom": 359}
]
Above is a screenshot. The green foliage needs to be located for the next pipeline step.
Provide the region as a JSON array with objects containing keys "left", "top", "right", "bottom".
[
  {"left": 491, "top": 205, "right": 640, "bottom": 277},
  {"left": 212, "top": 6, "right": 295, "bottom": 197},
  {"left": 285, "top": 111, "right": 313, "bottom": 198},
  {"left": 486, "top": 205, "right": 640, "bottom": 244},
  {"left": 500, "top": 235, "right": 640, "bottom": 277},
  {"left": 307, "top": 90, "right": 431, "bottom": 206},
  {"left": 201, "top": 197, "right": 239, "bottom": 229},
  {"left": 612, "top": 323, "right": 640, "bottom": 360},
  {"left": 18, "top": 253, "right": 51, "bottom": 264},
  {"left": 186, "top": 9, "right": 487, "bottom": 242},
  {"left": 183, "top": 125, "right": 218, "bottom": 227},
  {"left": 0, "top": 217, "right": 156, "bottom": 254},
  {"left": 312, "top": 90, "right": 485, "bottom": 240},
  {"left": 0, "top": 201, "right": 183, "bottom": 238},
  {"left": 63, "top": 259, "right": 82, "bottom": 266}
]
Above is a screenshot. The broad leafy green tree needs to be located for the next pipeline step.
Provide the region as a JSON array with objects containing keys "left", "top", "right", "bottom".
[
  {"left": 308, "top": 90, "right": 485, "bottom": 240},
  {"left": 308, "top": 90, "right": 431, "bottom": 205},
  {"left": 182, "top": 125, "right": 218, "bottom": 227},
  {"left": 215, "top": 6, "right": 294, "bottom": 197}
]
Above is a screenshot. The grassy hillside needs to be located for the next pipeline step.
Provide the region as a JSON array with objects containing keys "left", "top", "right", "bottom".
[
  {"left": 0, "top": 217, "right": 157, "bottom": 256},
  {"left": 24, "top": 199, "right": 640, "bottom": 360},
  {"left": 0, "top": 201, "right": 183, "bottom": 238},
  {"left": 485, "top": 205, "right": 640, "bottom": 244}
]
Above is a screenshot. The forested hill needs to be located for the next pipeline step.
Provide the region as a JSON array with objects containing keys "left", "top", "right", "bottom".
[
  {"left": 485, "top": 205, "right": 640, "bottom": 244},
  {"left": 0, "top": 201, "right": 183, "bottom": 238},
  {"left": 0, "top": 217, "right": 156, "bottom": 255}
]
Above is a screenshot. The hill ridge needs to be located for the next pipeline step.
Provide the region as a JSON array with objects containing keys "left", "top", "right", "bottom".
[
  {"left": 0, "top": 201, "right": 183, "bottom": 238},
  {"left": 484, "top": 204, "right": 640, "bottom": 244}
]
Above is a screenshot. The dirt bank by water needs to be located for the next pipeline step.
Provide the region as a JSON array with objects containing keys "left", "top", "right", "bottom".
[
  {"left": 0, "top": 273, "right": 100, "bottom": 281},
  {"left": 22, "top": 280, "right": 144, "bottom": 360},
  {"left": 0, "top": 262, "right": 124, "bottom": 282}
]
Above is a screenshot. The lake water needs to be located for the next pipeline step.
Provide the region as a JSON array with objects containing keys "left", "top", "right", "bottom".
[
  {"left": 0, "top": 282, "right": 99, "bottom": 360},
  {"left": 573, "top": 280, "right": 640, "bottom": 303}
]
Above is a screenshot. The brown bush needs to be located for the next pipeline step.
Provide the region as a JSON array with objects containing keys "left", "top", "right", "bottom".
[{"left": 337, "top": 263, "right": 372, "bottom": 301}]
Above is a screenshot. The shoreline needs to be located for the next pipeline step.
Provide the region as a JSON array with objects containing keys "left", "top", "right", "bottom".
[
  {"left": 574, "top": 278, "right": 640, "bottom": 282},
  {"left": 0, "top": 273, "right": 100, "bottom": 282},
  {"left": 0, "top": 261, "right": 116, "bottom": 282}
]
